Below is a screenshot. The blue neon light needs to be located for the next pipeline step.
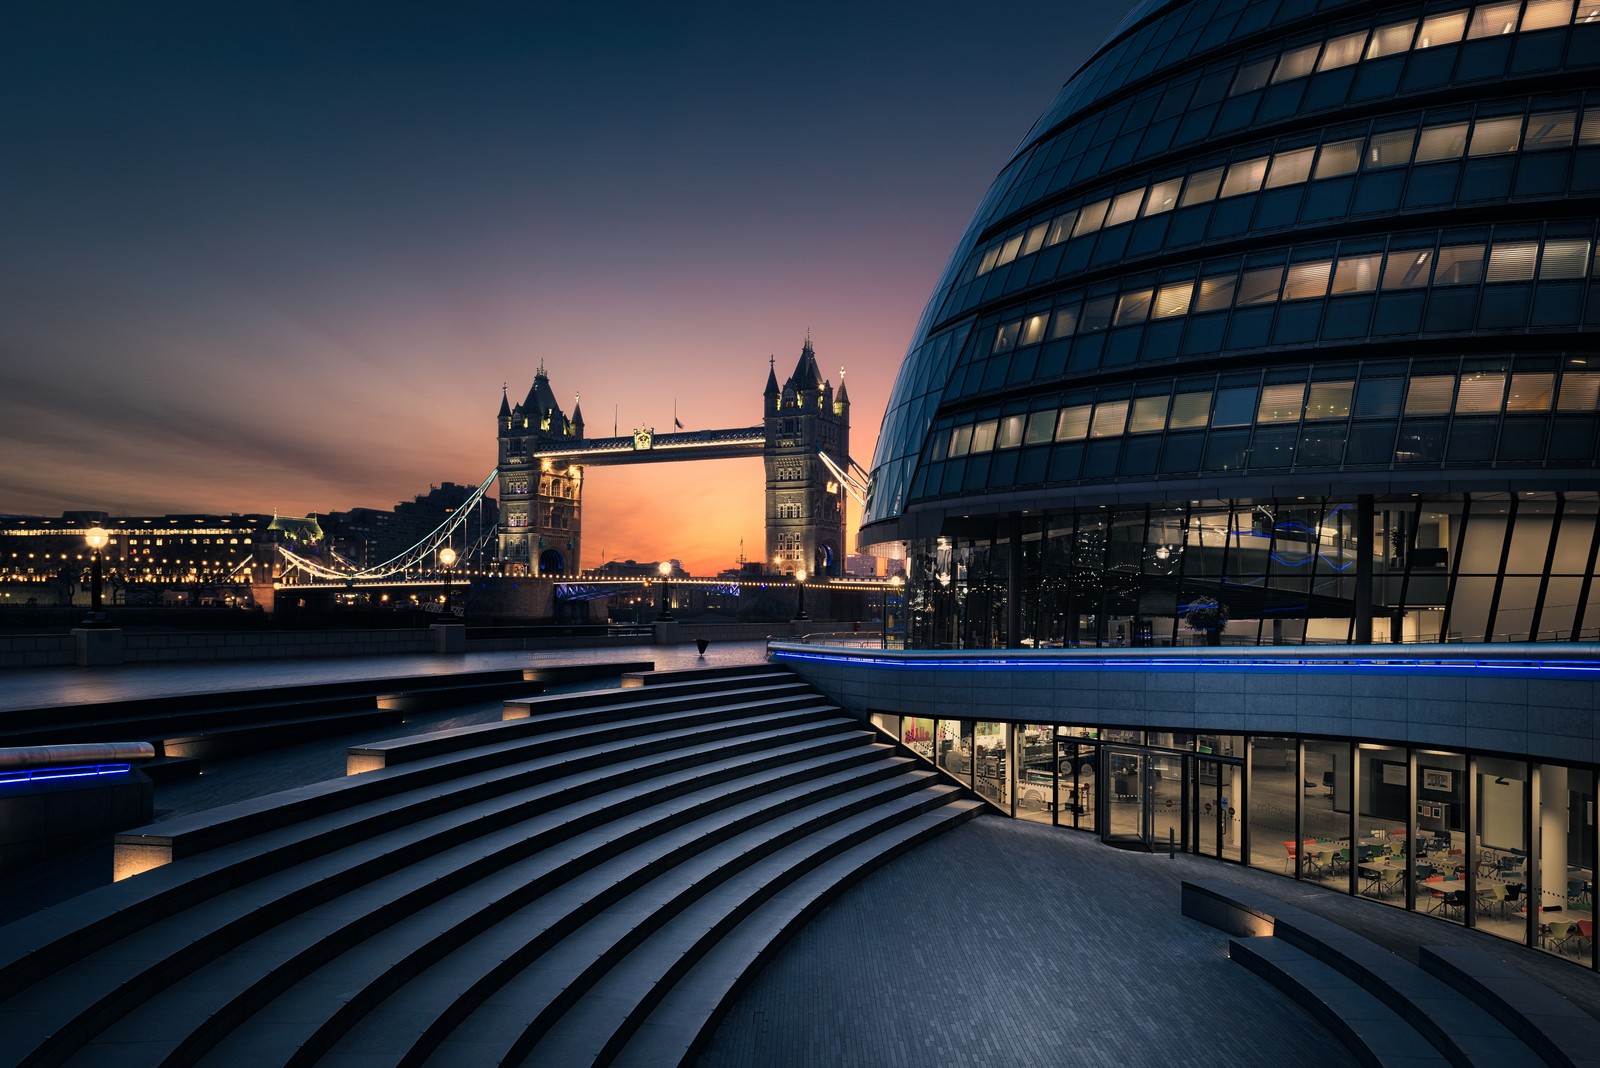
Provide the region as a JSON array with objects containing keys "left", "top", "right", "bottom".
[{"left": 0, "top": 763, "right": 133, "bottom": 786}]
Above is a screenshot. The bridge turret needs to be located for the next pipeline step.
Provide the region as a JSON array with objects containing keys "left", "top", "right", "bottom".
[
  {"left": 764, "top": 334, "right": 849, "bottom": 579},
  {"left": 497, "top": 363, "right": 582, "bottom": 578},
  {"left": 764, "top": 355, "right": 780, "bottom": 413}
]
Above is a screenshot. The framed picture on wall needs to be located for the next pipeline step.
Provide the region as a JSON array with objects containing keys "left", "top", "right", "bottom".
[{"left": 1423, "top": 768, "right": 1453, "bottom": 792}]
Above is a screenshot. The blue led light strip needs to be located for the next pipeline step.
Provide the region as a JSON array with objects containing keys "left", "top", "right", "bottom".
[{"left": 0, "top": 763, "right": 133, "bottom": 786}]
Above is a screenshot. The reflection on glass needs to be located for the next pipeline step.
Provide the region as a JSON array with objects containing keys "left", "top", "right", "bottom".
[
  {"left": 1249, "top": 737, "right": 1297, "bottom": 873},
  {"left": 1358, "top": 744, "right": 1410, "bottom": 912},
  {"left": 1016, "top": 724, "right": 1056, "bottom": 823},
  {"left": 1479, "top": 757, "right": 1529, "bottom": 944},
  {"left": 973, "top": 722, "right": 1010, "bottom": 807}
]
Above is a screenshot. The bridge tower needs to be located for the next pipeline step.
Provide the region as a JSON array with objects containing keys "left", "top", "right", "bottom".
[
  {"left": 764, "top": 335, "right": 849, "bottom": 579},
  {"left": 496, "top": 364, "right": 583, "bottom": 575}
]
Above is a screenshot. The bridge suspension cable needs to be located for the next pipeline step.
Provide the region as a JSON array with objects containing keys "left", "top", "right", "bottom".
[{"left": 817, "top": 451, "right": 869, "bottom": 506}]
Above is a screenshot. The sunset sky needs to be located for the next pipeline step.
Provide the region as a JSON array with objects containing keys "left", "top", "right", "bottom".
[{"left": 1, "top": 2, "right": 1124, "bottom": 575}]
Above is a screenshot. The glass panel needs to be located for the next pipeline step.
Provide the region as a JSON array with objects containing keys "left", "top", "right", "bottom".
[
  {"left": 1091, "top": 399, "right": 1129, "bottom": 438},
  {"left": 1073, "top": 199, "right": 1111, "bottom": 237},
  {"left": 1180, "top": 166, "right": 1224, "bottom": 206},
  {"left": 1557, "top": 372, "right": 1600, "bottom": 410},
  {"left": 1020, "top": 313, "right": 1049, "bottom": 346},
  {"left": 1193, "top": 274, "right": 1238, "bottom": 310},
  {"left": 1257, "top": 383, "right": 1306, "bottom": 422},
  {"left": 1153, "top": 281, "right": 1194, "bottom": 318},
  {"left": 1383, "top": 249, "right": 1434, "bottom": 289},
  {"left": 1319, "top": 29, "right": 1368, "bottom": 69},
  {"left": 1021, "top": 222, "right": 1049, "bottom": 257},
  {"left": 996, "top": 233, "right": 1024, "bottom": 267},
  {"left": 1524, "top": 110, "right": 1576, "bottom": 149},
  {"left": 993, "top": 321, "right": 1021, "bottom": 353},
  {"left": 1221, "top": 156, "right": 1270, "bottom": 197},
  {"left": 1580, "top": 110, "right": 1600, "bottom": 146},
  {"left": 1082, "top": 296, "right": 1115, "bottom": 332},
  {"left": 1283, "top": 260, "right": 1331, "bottom": 299},
  {"left": 1115, "top": 289, "right": 1154, "bottom": 325},
  {"left": 1106, "top": 189, "right": 1144, "bottom": 227},
  {"left": 1015, "top": 724, "right": 1055, "bottom": 824},
  {"left": 1105, "top": 749, "right": 1145, "bottom": 841},
  {"left": 1417, "top": 11, "right": 1468, "bottom": 46},
  {"left": 1045, "top": 210, "right": 1078, "bottom": 246},
  {"left": 1129, "top": 395, "right": 1170, "bottom": 433},
  {"left": 1144, "top": 178, "right": 1183, "bottom": 216},
  {"left": 1505, "top": 374, "right": 1554, "bottom": 410},
  {"left": 1367, "top": 19, "right": 1417, "bottom": 57},
  {"left": 1050, "top": 304, "right": 1080, "bottom": 338},
  {"left": 1358, "top": 744, "right": 1409, "bottom": 911},
  {"left": 1435, "top": 245, "right": 1486, "bottom": 284},
  {"left": 1314, "top": 138, "right": 1362, "bottom": 178},
  {"left": 997, "top": 414, "right": 1025, "bottom": 449},
  {"left": 1304, "top": 741, "right": 1352, "bottom": 894},
  {"left": 1056, "top": 405, "right": 1092, "bottom": 441},
  {"left": 1331, "top": 252, "right": 1383, "bottom": 293},
  {"left": 1405, "top": 376, "right": 1456, "bottom": 414},
  {"left": 1456, "top": 372, "right": 1507, "bottom": 413},
  {"left": 947, "top": 425, "right": 973, "bottom": 458},
  {"left": 1231, "top": 57, "right": 1275, "bottom": 95},
  {"left": 1469, "top": 116, "right": 1523, "bottom": 156},
  {"left": 1169, "top": 391, "right": 1212, "bottom": 428},
  {"left": 1230, "top": 748, "right": 1287, "bottom": 868},
  {"left": 1487, "top": 242, "right": 1538, "bottom": 281},
  {"left": 1272, "top": 43, "right": 1321, "bottom": 83},
  {"left": 902, "top": 716, "right": 935, "bottom": 763},
  {"left": 1477, "top": 756, "right": 1528, "bottom": 944},
  {"left": 973, "top": 722, "right": 1010, "bottom": 807},
  {"left": 1212, "top": 386, "right": 1258, "bottom": 426},
  {"left": 1238, "top": 266, "right": 1284, "bottom": 304},
  {"left": 1024, "top": 410, "right": 1056, "bottom": 445},
  {"left": 1540, "top": 239, "right": 1591, "bottom": 279},
  {"left": 1467, "top": 1, "right": 1522, "bottom": 37},
  {"left": 1415, "top": 751, "right": 1467, "bottom": 922},
  {"left": 1265, "top": 146, "right": 1316, "bottom": 188},
  {"left": 1305, "top": 381, "right": 1354, "bottom": 419},
  {"left": 971, "top": 420, "right": 998, "bottom": 454},
  {"left": 1415, "top": 122, "right": 1470, "bottom": 161},
  {"left": 1366, "top": 129, "right": 1416, "bottom": 169},
  {"left": 1521, "top": 0, "right": 1574, "bottom": 27},
  {"left": 1151, "top": 751, "right": 1184, "bottom": 851}
]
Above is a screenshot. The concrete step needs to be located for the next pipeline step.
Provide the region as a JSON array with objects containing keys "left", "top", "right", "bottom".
[
  {"left": 609, "top": 800, "right": 987, "bottom": 1068},
  {"left": 1419, "top": 945, "right": 1600, "bottom": 1068},
  {"left": 622, "top": 664, "right": 792, "bottom": 688},
  {"left": 1229, "top": 935, "right": 1449, "bottom": 1067},
  {"left": 163, "top": 707, "right": 405, "bottom": 761}
]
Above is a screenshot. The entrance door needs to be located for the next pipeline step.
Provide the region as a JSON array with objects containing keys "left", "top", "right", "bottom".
[
  {"left": 1194, "top": 759, "right": 1226, "bottom": 857},
  {"left": 1102, "top": 747, "right": 1147, "bottom": 844}
]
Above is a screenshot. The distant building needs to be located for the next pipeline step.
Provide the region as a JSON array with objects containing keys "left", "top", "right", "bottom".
[
  {"left": 321, "top": 483, "right": 496, "bottom": 571},
  {"left": 845, "top": 553, "right": 879, "bottom": 578}
]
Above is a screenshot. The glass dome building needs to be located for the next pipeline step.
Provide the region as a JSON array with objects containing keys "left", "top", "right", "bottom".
[{"left": 861, "top": 0, "right": 1600, "bottom": 649}]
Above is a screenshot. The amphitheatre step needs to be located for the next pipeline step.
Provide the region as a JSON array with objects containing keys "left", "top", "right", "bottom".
[
  {"left": 500, "top": 670, "right": 803, "bottom": 719},
  {"left": 0, "top": 708, "right": 852, "bottom": 1016},
  {"left": 1419, "top": 944, "right": 1600, "bottom": 1068},
  {"left": 522, "top": 659, "right": 654, "bottom": 684},
  {"left": 607, "top": 800, "right": 987, "bottom": 1068},
  {"left": 82, "top": 739, "right": 900, "bottom": 1066},
  {"left": 192, "top": 740, "right": 899, "bottom": 1067},
  {"left": 621, "top": 664, "right": 788, "bottom": 687},
  {"left": 1229, "top": 935, "right": 1449, "bottom": 1067},
  {"left": 162, "top": 706, "right": 405, "bottom": 761},
  {"left": 419, "top": 781, "right": 961, "bottom": 1067}
]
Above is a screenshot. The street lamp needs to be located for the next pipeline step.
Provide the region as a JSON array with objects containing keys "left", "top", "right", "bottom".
[
  {"left": 84, "top": 526, "right": 108, "bottom": 618},
  {"left": 793, "top": 568, "right": 808, "bottom": 621},
  {"left": 438, "top": 545, "right": 457, "bottom": 617},
  {"left": 883, "top": 574, "right": 903, "bottom": 648},
  {"left": 657, "top": 560, "right": 674, "bottom": 621}
]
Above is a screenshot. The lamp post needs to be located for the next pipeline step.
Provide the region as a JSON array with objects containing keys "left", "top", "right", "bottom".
[
  {"left": 84, "top": 526, "right": 108, "bottom": 618},
  {"left": 883, "top": 574, "right": 903, "bottom": 648},
  {"left": 657, "top": 560, "right": 674, "bottom": 621},
  {"left": 438, "top": 545, "right": 457, "bottom": 618},
  {"left": 793, "top": 569, "right": 808, "bottom": 621}
]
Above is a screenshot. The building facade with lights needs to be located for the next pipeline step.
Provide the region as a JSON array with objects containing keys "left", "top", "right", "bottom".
[{"left": 860, "top": 0, "right": 1600, "bottom": 651}]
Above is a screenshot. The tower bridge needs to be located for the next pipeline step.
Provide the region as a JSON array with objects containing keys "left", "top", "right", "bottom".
[{"left": 497, "top": 336, "right": 852, "bottom": 579}]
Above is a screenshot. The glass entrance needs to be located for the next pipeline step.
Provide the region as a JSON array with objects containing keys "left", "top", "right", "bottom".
[
  {"left": 1101, "top": 747, "right": 1189, "bottom": 848},
  {"left": 1194, "top": 759, "right": 1225, "bottom": 857}
]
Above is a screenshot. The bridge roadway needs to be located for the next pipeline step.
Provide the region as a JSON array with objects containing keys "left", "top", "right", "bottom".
[
  {"left": 531, "top": 426, "right": 765, "bottom": 465},
  {"left": 13, "top": 644, "right": 1595, "bottom": 1064}
]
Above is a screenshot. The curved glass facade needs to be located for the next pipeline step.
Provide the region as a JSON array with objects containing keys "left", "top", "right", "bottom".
[{"left": 863, "top": 0, "right": 1600, "bottom": 647}]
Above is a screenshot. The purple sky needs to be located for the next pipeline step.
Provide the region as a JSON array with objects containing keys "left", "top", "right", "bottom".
[{"left": 1, "top": 2, "right": 1124, "bottom": 574}]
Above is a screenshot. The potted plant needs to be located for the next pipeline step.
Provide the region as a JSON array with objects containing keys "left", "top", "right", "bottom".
[{"left": 1185, "top": 595, "right": 1229, "bottom": 646}]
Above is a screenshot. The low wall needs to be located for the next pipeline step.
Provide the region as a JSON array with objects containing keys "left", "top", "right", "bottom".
[
  {"left": 0, "top": 628, "right": 436, "bottom": 668},
  {"left": 769, "top": 642, "right": 1600, "bottom": 764}
]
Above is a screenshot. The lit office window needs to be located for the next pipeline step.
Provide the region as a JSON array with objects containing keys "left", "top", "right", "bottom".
[
  {"left": 1073, "top": 199, "right": 1111, "bottom": 237},
  {"left": 1180, "top": 167, "right": 1225, "bottom": 206},
  {"left": 1128, "top": 396, "right": 1170, "bottom": 433},
  {"left": 1521, "top": 0, "right": 1574, "bottom": 27},
  {"left": 1366, "top": 129, "right": 1416, "bottom": 168},
  {"left": 1152, "top": 281, "right": 1194, "bottom": 318},
  {"left": 1024, "top": 411, "right": 1056, "bottom": 444},
  {"left": 1382, "top": 250, "right": 1433, "bottom": 289},
  {"left": 1313, "top": 139, "right": 1362, "bottom": 178},
  {"left": 997, "top": 414, "right": 1026, "bottom": 449},
  {"left": 995, "top": 233, "right": 1025, "bottom": 267},
  {"left": 977, "top": 246, "right": 1001, "bottom": 275},
  {"left": 1539, "top": 240, "right": 1591, "bottom": 279},
  {"left": 1257, "top": 383, "right": 1306, "bottom": 422},
  {"left": 1468, "top": 116, "right": 1523, "bottom": 156},
  {"left": 1021, "top": 313, "right": 1050, "bottom": 346},
  {"left": 948, "top": 425, "right": 974, "bottom": 458},
  {"left": 1106, "top": 189, "right": 1145, "bottom": 227},
  {"left": 1283, "top": 261, "right": 1332, "bottom": 300},
  {"left": 1417, "top": 11, "right": 1468, "bottom": 46},
  {"left": 1272, "top": 43, "right": 1321, "bottom": 83},
  {"left": 1221, "top": 156, "right": 1270, "bottom": 197},
  {"left": 1045, "top": 211, "right": 1079, "bottom": 246},
  {"left": 1366, "top": 19, "right": 1417, "bottom": 56},
  {"left": 1557, "top": 372, "right": 1600, "bottom": 410},
  {"left": 1238, "top": 266, "right": 1285, "bottom": 304},
  {"left": 1579, "top": 110, "right": 1600, "bottom": 145},
  {"left": 1466, "top": 1, "right": 1522, "bottom": 37},
  {"left": 1456, "top": 373, "right": 1507, "bottom": 412},
  {"left": 1169, "top": 392, "right": 1212, "bottom": 428},
  {"left": 1415, "top": 122, "right": 1469, "bottom": 161},
  {"left": 1305, "top": 381, "right": 1354, "bottom": 419},
  {"left": 1115, "top": 289, "right": 1154, "bottom": 325},
  {"left": 1144, "top": 178, "right": 1183, "bottom": 216},
  {"left": 1020, "top": 222, "right": 1050, "bottom": 257},
  {"left": 1265, "top": 146, "right": 1316, "bottom": 188},
  {"left": 1194, "top": 274, "right": 1238, "bottom": 311},
  {"left": 1330, "top": 253, "right": 1383, "bottom": 293},
  {"left": 1486, "top": 242, "right": 1538, "bottom": 281},
  {"left": 1523, "top": 111, "right": 1576, "bottom": 149},
  {"left": 1082, "top": 296, "right": 1115, "bottom": 332},
  {"left": 993, "top": 321, "right": 1021, "bottom": 353},
  {"left": 972, "top": 420, "right": 999, "bottom": 453},
  {"left": 1434, "top": 244, "right": 1486, "bottom": 284},
  {"left": 1091, "top": 399, "right": 1129, "bottom": 438},
  {"left": 1056, "top": 405, "right": 1092, "bottom": 441},
  {"left": 1405, "top": 376, "right": 1456, "bottom": 414},
  {"left": 1318, "top": 30, "right": 1367, "bottom": 69},
  {"left": 1506, "top": 374, "right": 1555, "bottom": 410}
]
